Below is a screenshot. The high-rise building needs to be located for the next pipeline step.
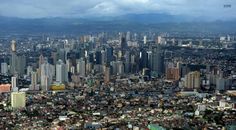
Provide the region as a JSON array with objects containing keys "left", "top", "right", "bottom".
[
  {"left": 140, "top": 49, "right": 148, "bottom": 69},
  {"left": 95, "top": 51, "right": 102, "bottom": 65},
  {"left": 106, "top": 47, "right": 114, "bottom": 63},
  {"left": 11, "top": 92, "right": 26, "bottom": 108},
  {"left": 101, "top": 50, "right": 106, "bottom": 64},
  {"left": 184, "top": 71, "right": 201, "bottom": 89},
  {"left": 124, "top": 51, "right": 131, "bottom": 73},
  {"left": 126, "top": 31, "right": 131, "bottom": 41},
  {"left": 40, "top": 59, "right": 54, "bottom": 91},
  {"left": 120, "top": 37, "right": 127, "bottom": 50},
  {"left": 1, "top": 62, "right": 8, "bottom": 74},
  {"left": 144, "top": 35, "right": 147, "bottom": 44},
  {"left": 27, "top": 66, "right": 33, "bottom": 76},
  {"left": 56, "top": 59, "right": 68, "bottom": 83},
  {"left": 58, "top": 49, "right": 66, "bottom": 62},
  {"left": 157, "top": 36, "right": 162, "bottom": 44},
  {"left": 113, "top": 61, "right": 125, "bottom": 75},
  {"left": 11, "top": 76, "right": 18, "bottom": 92},
  {"left": 30, "top": 71, "right": 38, "bottom": 90},
  {"left": 104, "top": 66, "right": 110, "bottom": 84},
  {"left": 151, "top": 46, "right": 164, "bottom": 76},
  {"left": 77, "top": 58, "right": 86, "bottom": 77},
  {"left": 16, "top": 55, "right": 26, "bottom": 75},
  {"left": 166, "top": 68, "right": 180, "bottom": 81},
  {"left": 11, "top": 40, "right": 16, "bottom": 52},
  {"left": 10, "top": 40, "right": 17, "bottom": 75},
  {"left": 216, "top": 77, "right": 226, "bottom": 91}
]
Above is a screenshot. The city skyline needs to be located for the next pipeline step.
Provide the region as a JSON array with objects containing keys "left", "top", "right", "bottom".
[{"left": 0, "top": 1, "right": 236, "bottom": 129}]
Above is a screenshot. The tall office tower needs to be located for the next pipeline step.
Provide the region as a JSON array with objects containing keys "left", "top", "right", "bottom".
[
  {"left": 140, "top": 49, "right": 148, "bottom": 69},
  {"left": 111, "top": 61, "right": 124, "bottom": 75},
  {"left": 130, "top": 53, "right": 139, "bottom": 73},
  {"left": 104, "top": 66, "right": 110, "bottom": 84},
  {"left": 157, "top": 36, "right": 162, "bottom": 44},
  {"left": 106, "top": 47, "right": 114, "bottom": 63},
  {"left": 10, "top": 40, "right": 17, "bottom": 75},
  {"left": 38, "top": 54, "right": 44, "bottom": 81},
  {"left": 120, "top": 37, "right": 127, "bottom": 51},
  {"left": 88, "top": 52, "right": 95, "bottom": 64},
  {"left": 51, "top": 52, "right": 58, "bottom": 65},
  {"left": 95, "top": 51, "right": 102, "bottom": 65},
  {"left": 124, "top": 51, "right": 131, "bottom": 73},
  {"left": 27, "top": 66, "right": 33, "bottom": 76},
  {"left": 11, "top": 76, "right": 18, "bottom": 92},
  {"left": 11, "top": 40, "right": 16, "bottom": 52},
  {"left": 30, "top": 71, "right": 38, "bottom": 90},
  {"left": 1, "top": 62, "right": 8, "bottom": 74},
  {"left": 144, "top": 35, "right": 147, "bottom": 44},
  {"left": 216, "top": 77, "right": 226, "bottom": 91},
  {"left": 227, "top": 35, "right": 231, "bottom": 42},
  {"left": 66, "top": 59, "right": 71, "bottom": 72},
  {"left": 77, "top": 58, "right": 86, "bottom": 77},
  {"left": 39, "top": 54, "right": 45, "bottom": 66},
  {"left": 40, "top": 59, "right": 53, "bottom": 91},
  {"left": 151, "top": 46, "right": 164, "bottom": 76},
  {"left": 58, "top": 49, "right": 66, "bottom": 62},
  {"left": 101, "top": 50, "right": 106, "bottom": 64},
  {"left": 56, "top": 59, "right": 68, "bottom": 83},
  {"left": 11, "top": 92, "right": 26, "bottom": 109},
  {"left": 147, "top": 51, "right": 152, "bottom": 69},
  {"left": 184, "top": 71, "right": 201, "bottom": 90},
  {"left": 16, "top": 55, "right": 26, "bottom": 75},
  {"left": 126, "top": 31, "right": 131, "bottom": 41},
  {"left": 117, "top": 61, "right": 124, "bottom": 75},
  {"left": 111, "top": 61, "right": 117, "bottom": 75},
  {"left": 134, "top": 33, "right": 137, "bottom": 41}
]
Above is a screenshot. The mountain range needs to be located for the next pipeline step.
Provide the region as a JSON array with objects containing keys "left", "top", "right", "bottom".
[{"left": 0, "top": 13, "right": 235, "bottom": 34}]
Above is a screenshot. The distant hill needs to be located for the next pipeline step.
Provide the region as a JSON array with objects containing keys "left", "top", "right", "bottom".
[{"left": 0, "top": 14, "right": 236, "bottom": 34}]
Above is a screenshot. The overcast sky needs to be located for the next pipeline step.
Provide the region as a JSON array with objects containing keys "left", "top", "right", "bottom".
[{"left": 0, "top": 0, "right": 235, "bottom": 20}]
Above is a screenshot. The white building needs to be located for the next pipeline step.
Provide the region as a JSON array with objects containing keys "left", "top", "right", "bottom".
[
  {"left": 40, "top": 59, "right": 54, "bottom": 91},
  {"left": 11, "top": 76, "right": 18, "bottom": 91},
  {"left": 56, "top": 59, "right": 68, "bottom": 83},
  {"left": 77, "top": 58, "right": 86, "bottom": 77}
]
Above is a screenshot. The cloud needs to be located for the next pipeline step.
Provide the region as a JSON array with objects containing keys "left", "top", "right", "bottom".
[{"left": 0, "top": 0, "right": 235, "bottom": 20}]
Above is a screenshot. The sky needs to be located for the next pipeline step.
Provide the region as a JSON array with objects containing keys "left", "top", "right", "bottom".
[{"left": 0, "top": 0, "right": 235, "bottom": 20}]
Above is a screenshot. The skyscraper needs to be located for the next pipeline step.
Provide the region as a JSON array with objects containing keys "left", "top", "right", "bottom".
[
  {"left": 11, "top": 76, "right": 18, "bottom": 92},
  {"left": 184, "top": 71, "right": 201, "bottom": 90},
  {"left": 106, "top": 47, "right": 114, "bottom": 63},
  {"left": 144, "top": 35, "right": 147, "bottom": 44},
  {"left": 120, "top": 37, "right": 127, "bottom": 50},
  {"left": 1, "top": 62, "right": 8, "bottom": 74},
  {"left": 40, "top": 59, "right": 54, "bottom": 91},
  {"left": 16, "top": 55, "right": 26, "bottom": 75},
  {"left": 30, "top": 71, "right": 38, "bottom": 90},
  {"left": 95, "top": 51, "right": 102, "bottom": 65},
  {"left": 140, "top": 49, "right": 148, "bottom": 69},
  {"left": 56, "top": 59, "right": 68, "bottom": 83},
  {"left": 126, "top": 31, "right": 131, "bottom": 41},
  {"left": 10, "top": 40, "right": 17, "bottom": 75},
  {"left": 104, "top": 66, "right": 110, "bottom": 84},
  {"left": 151, "top": 45, "right": 164, "bottom": 76},
  {"left": 77, "top": 58, "right": 86, "bottom": 77}
]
